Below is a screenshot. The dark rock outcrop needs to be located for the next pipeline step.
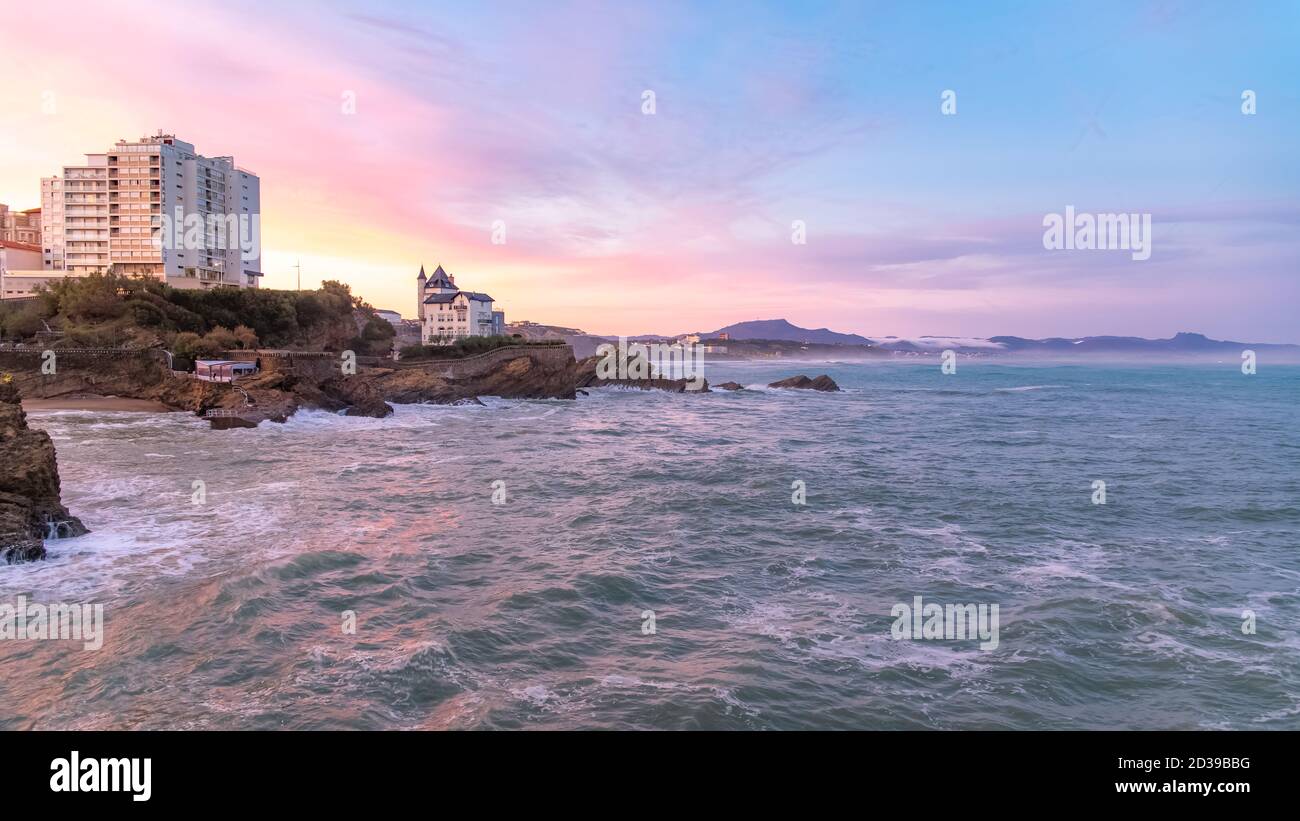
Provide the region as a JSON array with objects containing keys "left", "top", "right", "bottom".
[
  {"left": 321, "top": 376, "right": 394, "bottom": 418},
  {"left": 0, "top": 380, "right": 87, "bottom": 563},
  {"left": 182, "top": 370, "right": 303, "bottom": 428},
  {"left": 368, "top": 347, "right": 581, "bottom": 404},
  {"left": 584, "top": 376, "right": 710, "bottom": 393},
  {"left": 767, "top": 374, "right": 840, "bottom": 392},
  {"left": 715, "top": 381, "right": 745, "bottom": 391},
  {"left": 572, "top": 355, "right": 709, "bottom": 393}
]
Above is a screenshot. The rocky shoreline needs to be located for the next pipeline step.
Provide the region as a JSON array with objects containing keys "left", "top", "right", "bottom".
[
  {"left": 3, "top": 345, "right": 584, "bottom": 428},
  {"left": 3, "top": 343, "right": 844, "bottom": 429},
  {"left": 2, "top": 338, "right": 844, "bottom": 432},
  {"left": 0, "top": 351, "right": 841, "bottom": 563},
  {"left": 0, "top": 380, "right": 87, "bottom": 563}
]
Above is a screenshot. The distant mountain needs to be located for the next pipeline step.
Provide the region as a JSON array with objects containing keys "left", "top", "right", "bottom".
[
  {"left": 981, "top": 331, "right": 1299, "bottom": 356},
  {"left": 865, "top": 331, "right": 1300, "bottom": 357},
  {"left": 865, "top": 335, "right": 1006, "bottom": 353},
  {"left": 701, "top": 322, "right": 1299, "bottom": 358},
  {"left": 513, "top": 318, "right": 1299, "bottom": 361},
  {"left": 703, "top": 319, "right": 872, "bottom": 346}
]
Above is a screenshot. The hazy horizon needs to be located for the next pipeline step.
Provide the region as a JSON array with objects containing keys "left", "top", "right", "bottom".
[
  {"left": 575, "top": 320, "right": 1300, "bottom": 347},
  {"left": 2, "top": 0, "right": 1297, "bottom": 341}
]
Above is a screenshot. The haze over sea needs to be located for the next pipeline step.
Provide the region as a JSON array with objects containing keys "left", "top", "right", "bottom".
[{"left": 2, "top": 360, "right": 1297, "bottom": 730}]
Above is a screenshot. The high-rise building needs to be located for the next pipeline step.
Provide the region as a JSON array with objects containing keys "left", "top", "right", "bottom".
[
  {"left": 41, "top": 132, "right": 262, "bottom": 288},
  {"left": 0, "top": 204, "right": 41, "bottom": 245}
]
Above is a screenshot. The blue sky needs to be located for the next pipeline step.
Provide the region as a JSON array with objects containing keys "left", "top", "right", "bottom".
[{"left": 4, "top": 0, "right": 1297, "bottom": 339}]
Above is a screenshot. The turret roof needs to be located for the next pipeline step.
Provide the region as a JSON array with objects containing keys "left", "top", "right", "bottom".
[{"left": 424, "top": 264, "right": 457, "bottom": 290}]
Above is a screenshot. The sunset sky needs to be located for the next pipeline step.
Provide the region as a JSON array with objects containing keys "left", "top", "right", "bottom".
[{"left": 2, "top": 1, "right": 1297, "bottom": 340}]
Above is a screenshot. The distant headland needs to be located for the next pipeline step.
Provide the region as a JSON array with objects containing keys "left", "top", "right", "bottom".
[{"left": 508, "top": 318, "right": 1300, "bottom": 362}]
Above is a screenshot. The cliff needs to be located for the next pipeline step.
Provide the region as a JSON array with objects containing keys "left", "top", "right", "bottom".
[
  {"left": 0, "top": 379, "right": 87, "bottom": 563},
  {"left": 0, "top": 344, "right": 580, "bottom": 427},
  {"left": 372, "top": 347, "right": 578, "bottom": 403},
  {"left": 573, "top": 354, "right": 710, "bottom": 393}
]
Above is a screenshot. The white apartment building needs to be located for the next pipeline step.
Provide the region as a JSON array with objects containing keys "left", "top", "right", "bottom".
[
  {"left": 41, "top": 132, "right": 262, "bottom": 288},
  {"left": 416, "top": 264, "right": 504, "bottom": 344}
]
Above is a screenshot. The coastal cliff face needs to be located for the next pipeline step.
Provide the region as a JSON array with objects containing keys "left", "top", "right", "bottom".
[
  {"left": 0, "top": 352, "right": 306, "bottom": 423},
  {"left": 0, "top": 349, "right": 840, "bottom": 433},
  {"left": 0, "top": 380, "right": 88, "bottom": 563},
  {"left": 1, "top": 350, "right": 174, "bottom": 403},
  {"left": 572, "top": 355, "right": 710, "bottom": 393},
  {"left": 372, "top": 350, "right": 578, "bottom": 403},
  {"left": 0, "top": 345, "right": 580, "bottom": 426}
]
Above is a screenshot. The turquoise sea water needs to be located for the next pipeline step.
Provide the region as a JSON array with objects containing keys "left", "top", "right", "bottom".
[{"left": 2, "top": 361, "right": 1297, "bottom": 729}]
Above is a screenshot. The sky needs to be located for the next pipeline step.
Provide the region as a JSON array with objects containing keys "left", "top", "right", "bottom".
[{"left": 1, "top": 0, "right": 1297, "bottom": 341}]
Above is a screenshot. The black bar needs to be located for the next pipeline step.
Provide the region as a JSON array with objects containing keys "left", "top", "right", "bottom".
[{"left": 11, "top": 730, "right": 1283, "bottom": 808}]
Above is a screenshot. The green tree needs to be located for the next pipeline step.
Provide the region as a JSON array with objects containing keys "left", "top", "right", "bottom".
[
  {"left": 232, "top": 324, "right": 259, "bottom": 349},
  {"left": 49, "top": 272, "right": 129, "bottom": 322},
  {"left": 204, "top": 325, "right": 239, "bottom": 351}
]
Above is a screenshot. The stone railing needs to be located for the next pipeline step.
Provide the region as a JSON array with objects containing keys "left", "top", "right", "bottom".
[{"left": 0, "top": 345, "right": 170, "bottom": 367}]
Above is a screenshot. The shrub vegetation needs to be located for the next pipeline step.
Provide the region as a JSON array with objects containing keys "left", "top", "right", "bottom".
[
  {"left": 399, "top": 335, "right": 521, "bottom": 360},
  {"left": 0, "top": 273, "right": 394, "bottom": 358}
]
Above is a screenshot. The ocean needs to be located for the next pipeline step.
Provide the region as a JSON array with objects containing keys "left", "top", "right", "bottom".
[{"left": 2, "top": 360, "right": 1297, "bottom": 729}]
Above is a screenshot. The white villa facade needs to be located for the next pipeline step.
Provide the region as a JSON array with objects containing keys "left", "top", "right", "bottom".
[{"left": 416, "top": 264, "right": 504, "bottom": 344}]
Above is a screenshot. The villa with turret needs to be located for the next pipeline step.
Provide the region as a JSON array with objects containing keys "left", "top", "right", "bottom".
[{"left": 417, "top": 264, "right": 505, "bottom": 344}]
